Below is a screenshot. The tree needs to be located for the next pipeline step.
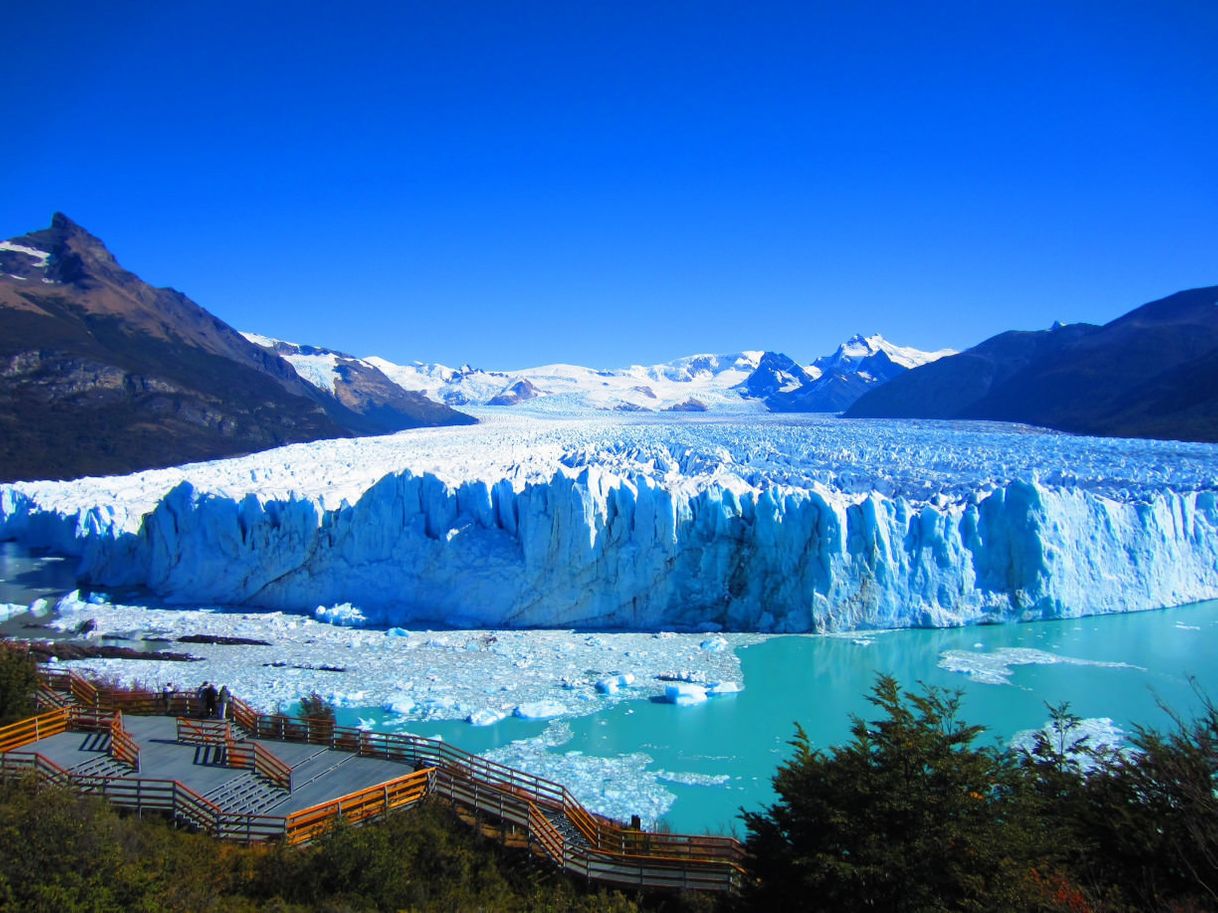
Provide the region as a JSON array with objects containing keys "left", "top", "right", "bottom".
[
  {"left": 0, "top": 643, "right": 38, "bottom": 724},
  {"left": 741, "top": 675, "right": 1043, "bottom": 913},
  {"left": 1064, "top": 688, "right": 1218, "bottom": 910}
]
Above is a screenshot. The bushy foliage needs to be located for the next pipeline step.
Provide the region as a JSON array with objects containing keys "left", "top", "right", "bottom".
[
  {"left": 741, "top": 675, "right": 1047, "bottom": 912},
  {"left": 0, "top": 643, "right": 38, "bottom": 724},
  {"left": 0, "top": 782, "right": 708, "bottom": 913},
  {"left": 741, "top": 675, "right": 1218, "bottom": 913}
]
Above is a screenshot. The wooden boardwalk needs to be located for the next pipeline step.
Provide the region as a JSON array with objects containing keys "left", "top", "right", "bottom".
[{"left": 0, "top": 669, "right": 747, "bottom": 893}]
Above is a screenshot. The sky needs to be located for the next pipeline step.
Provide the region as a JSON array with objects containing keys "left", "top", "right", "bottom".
[{"left": 2, "top": 2, "right": 1216, "bottom": 368}]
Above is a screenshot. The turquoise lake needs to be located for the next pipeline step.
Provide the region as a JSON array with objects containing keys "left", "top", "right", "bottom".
[{"left": 363, "top": 600, "right": 1218, "bottom": 835}]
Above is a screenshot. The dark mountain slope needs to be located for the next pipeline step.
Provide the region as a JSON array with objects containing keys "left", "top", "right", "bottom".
[
  {"left": 243, "top": 337, "right": 473, "bottom": 434},
  {"left": 846, "top": 286, "right": 1218, "bottom": 442},
  {"left": 0, "top": 214, "right": 471, "bottom": 482}
]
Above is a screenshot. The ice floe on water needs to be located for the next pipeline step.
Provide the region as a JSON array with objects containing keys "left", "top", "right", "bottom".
[
  {"left": 0, "top": 603, "right": 28, "bottom": 623},
  {"left": 938, "top": 647, "right": 1142, "bottom": 686},
  {"left": 33, "top": 591, "right": 759, "bottom": 723},
  {"left": 483, "top": 720, "right": 685, "bottom": 826},
  {"left": 654, "top": 771, "right": 733, "bottom": 787},
  {"left": 1009, "top": 716, "right": 1127, "bottom": 770}
]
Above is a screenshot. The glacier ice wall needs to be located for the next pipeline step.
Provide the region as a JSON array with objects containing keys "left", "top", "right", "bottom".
[{"left": 3, "top": 453, "right": 1217, "bottom": 632}]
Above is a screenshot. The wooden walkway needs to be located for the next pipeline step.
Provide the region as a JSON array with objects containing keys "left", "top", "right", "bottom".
[{"left": 0, "top": 669, "right": 746, "bottom": 893}]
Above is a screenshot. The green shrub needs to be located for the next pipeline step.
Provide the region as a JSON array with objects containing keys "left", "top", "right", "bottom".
[{"left": 0, "top": 643, "right": 38, "bottom": 724}]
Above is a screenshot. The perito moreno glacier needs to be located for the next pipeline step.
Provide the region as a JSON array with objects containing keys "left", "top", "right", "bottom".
[{"left": 2, "top": 411, "right": 1216, "bottom": 633}]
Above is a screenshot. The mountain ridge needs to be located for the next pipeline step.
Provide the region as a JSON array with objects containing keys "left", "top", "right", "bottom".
[
  {"left": 846, "top": 285, "right": 1218, "bottom": 442},
  {"left": 266, "top": 336, "right": 949, "bottom": 414},
  {"left": 0, "top": 214, "right": 471, "bottom": 483}
]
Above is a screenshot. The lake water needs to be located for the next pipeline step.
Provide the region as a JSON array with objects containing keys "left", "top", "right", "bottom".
[
  {"left": 367, "top": 600, "right": 1218, "bottom": 834},
  {"left": 0, "top": 540, "right": 77, "bottom": 606}
]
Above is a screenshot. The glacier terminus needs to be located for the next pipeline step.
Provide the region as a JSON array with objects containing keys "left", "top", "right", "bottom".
[{"left": 2, "top": 410, "right": 1216, "bottom": 633}]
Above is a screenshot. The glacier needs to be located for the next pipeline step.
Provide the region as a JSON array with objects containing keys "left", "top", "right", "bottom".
[{"left": 2, "top": 411, "right": 1217, "bottom": 632}]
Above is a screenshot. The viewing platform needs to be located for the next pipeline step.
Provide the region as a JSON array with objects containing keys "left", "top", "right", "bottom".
[{"left": 0, "top": 668, "right": 746, "bottom": 893}]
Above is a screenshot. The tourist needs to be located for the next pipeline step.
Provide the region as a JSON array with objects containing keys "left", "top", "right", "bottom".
[
  {"left": 217, "top": 684, "right": 231, "bottom": 720},
  {"left": 161, "top": 681, "right": 174, "bottom": 713},
  {"left": 203, "top": 681, "right": 218, "bottom": 719}
]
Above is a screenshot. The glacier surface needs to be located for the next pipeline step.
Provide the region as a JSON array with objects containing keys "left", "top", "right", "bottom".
[{"left": 2, "top": 411, "right": 1217, "bottom": 632}]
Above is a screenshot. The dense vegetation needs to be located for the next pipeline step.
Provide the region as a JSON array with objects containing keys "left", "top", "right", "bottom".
[
  {"left": 0, "top": 784, "right": 704, "bottom": 913},
  {"left": 0, "top": 644, "right": 37, "bottom": 725},
  {"left": 2, "top": 646, "right": 1215, "bottom": 912},
  {"left": 743, "top": 675, "right": 1218, "bottom": 913}
]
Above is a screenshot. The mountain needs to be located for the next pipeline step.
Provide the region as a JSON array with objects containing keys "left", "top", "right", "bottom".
[
  {"left": 760, "top": 334, "right": 954, "bottom": 413},
  {"left": 365, "top": 351, "right": 768, "bottom": 413},
  {"left": 845, "top": 286, "right": 1218, "bottom": 442},
  {"left": 240, "top": 334, "right": 474, "bottom": 433},
  {"left": 362, "top": 338, "right": 949, "bottom": 414},
  {"left": 0, "top": 214, "right": 471, "bottom": 482}
]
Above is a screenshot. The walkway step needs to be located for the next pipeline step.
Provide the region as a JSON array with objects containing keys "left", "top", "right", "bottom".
[
  {"left": 70, "top": 754, "right": 133, "bottom": 779},
  {"left": 541, "top": 806, "right": 591, "bottom": 850},
  {"left": 204, "top": 770, "right": 289, "bottom": 816}
]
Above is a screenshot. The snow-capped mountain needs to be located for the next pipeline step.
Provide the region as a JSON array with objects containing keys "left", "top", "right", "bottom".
[
  {"left": 347, "top": 338, "right": 950, "bottom": 415},
  {"left": 766, "top": 334, "right": 955, "bottom": 413},
  {"left": 364, "top": 351, "right": 768, "bottom": 413}
]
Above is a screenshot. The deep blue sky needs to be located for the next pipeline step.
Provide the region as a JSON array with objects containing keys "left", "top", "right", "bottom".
[{"left": 3, "top": 2, "right": 1216, "bottom": 367}]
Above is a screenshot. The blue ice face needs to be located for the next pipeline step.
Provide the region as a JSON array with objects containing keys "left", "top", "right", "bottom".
[{"left": 2, "top": 414, "right": 1216, "bottom": 633}]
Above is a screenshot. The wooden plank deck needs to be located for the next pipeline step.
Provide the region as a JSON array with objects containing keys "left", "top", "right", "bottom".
[{"left": 16, "top": 714, "right": 430, "bottom": 818}]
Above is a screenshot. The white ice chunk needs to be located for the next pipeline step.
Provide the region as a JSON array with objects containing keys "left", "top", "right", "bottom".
[
  {"left": 315, "top": 603, "right": 366, "bottom": 626},
  {"left": 513, "top": 701, "right": 568, "bottom": 719},
  {"left": 939, "top": 647, "right": 1141, "bottom": 686},
  {"left": 0, "top": 603, "right": 28, "bottom": 622},
  {"left": 466, "top": 708, "right": 508, "bottom": 726},
  {"left": 664, "top": 683, "right": 708, "bottom": 705}
]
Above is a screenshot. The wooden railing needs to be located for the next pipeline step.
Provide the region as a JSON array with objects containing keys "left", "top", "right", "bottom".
[
  {"left": 0, "top": 748, "right": 73, "bottom": 786},
  {"left": 528, "top": 801, "right": 567, "bottom": 865},
  {"left": 110, "top": 711, "right": 140, "bottom": 772},
  {"left": 0, "top": 707, "right": 71, "bottom": 752},
  {"left": 35, "top": 682, "right": 70, "bottom": 710},
  {"left": 283, "top": 768, "right": 433, "bottom": 845},
  {"left": 253, "top": 742, "right": 292, "bottom": 791},
  {"left": 229, "top": 695, "right": 259, "bottom": 732},
  {"left": 69, "top": 673, "right": 99, "bottom": 709},
  {"left": 176, "top": 717, "right": 231, "bottom": 745}
]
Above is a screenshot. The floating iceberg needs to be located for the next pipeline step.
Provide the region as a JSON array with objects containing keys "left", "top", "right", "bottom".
[
  {"left": 315, "top": 603, "right": 366, "bottom": 626},
  {"left": 665, "top": 683, "right": 708, "bottom": 706},
  {"left": 466, "top": 708, "right": 508, "bottom": 726},
  {"left": 514, "top": 701, "right": 568, "bottom": 719}
]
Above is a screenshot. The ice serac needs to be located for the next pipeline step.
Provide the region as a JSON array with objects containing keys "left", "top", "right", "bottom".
[{"left": 3, "top": 450, "right": 1216, "bottom": 633}]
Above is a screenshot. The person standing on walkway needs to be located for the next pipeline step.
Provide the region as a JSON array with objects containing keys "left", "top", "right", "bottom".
[
  {"left": 203, "top": 681, "right": 218, "bottom": 719},
  {"left": 217, "top": 684, "right": 231, "bottom": 720}
]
